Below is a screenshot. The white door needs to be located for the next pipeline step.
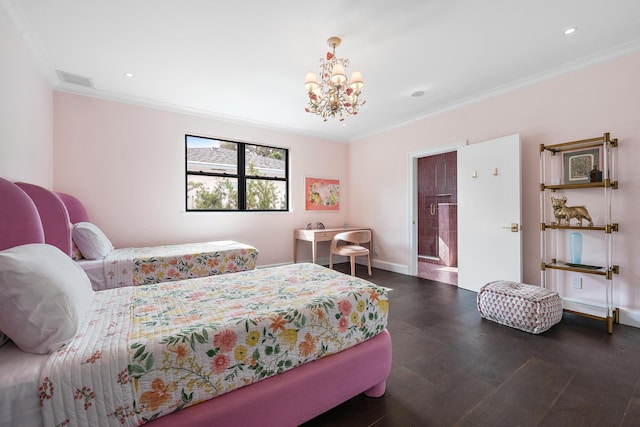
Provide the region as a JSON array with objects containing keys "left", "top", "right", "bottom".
[{"left": 457, "top": 134, "right": 522, "bottom": 292}]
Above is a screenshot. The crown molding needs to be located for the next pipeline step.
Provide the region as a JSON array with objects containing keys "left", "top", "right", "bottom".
[{"left": 55, "top": 84, "right": 347, "bottom": 143}]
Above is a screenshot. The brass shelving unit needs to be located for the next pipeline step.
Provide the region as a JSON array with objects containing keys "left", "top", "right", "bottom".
[{"left": 539, "top": 133, "right": 619, "bottom": 333}]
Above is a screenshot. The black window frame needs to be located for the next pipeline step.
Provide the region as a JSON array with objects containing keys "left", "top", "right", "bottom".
[{"left": 185, "top": 134, "right": 289, "bottom": 212}]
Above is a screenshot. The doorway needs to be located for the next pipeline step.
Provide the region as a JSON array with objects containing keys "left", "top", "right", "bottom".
[
  {"left": 408, "top": 141, "right": 466, "bottom": 285},
  {"left": 417, "top": 152, "right": 458, "bottom": 285}
]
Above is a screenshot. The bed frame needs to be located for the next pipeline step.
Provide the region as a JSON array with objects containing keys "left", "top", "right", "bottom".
[
  {"left": 12, "top": 182, "right": 86, "bottom": 256},
  {"left": 15, "top": 182, "right": 73, "bottom": 256},
  {"left": 0, "top": 177, "right": 392, "bottom": 426}
]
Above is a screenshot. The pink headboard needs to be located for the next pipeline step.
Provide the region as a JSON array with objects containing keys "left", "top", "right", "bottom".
[
  {"left": 16, "top": 182, "right": 73, "bottom": 256},
  {"left": 56, "top": 192, "right": 89, "bottom": 224},
  {"left": 0, "top": 178, "right": 45, "bottom": 251}
]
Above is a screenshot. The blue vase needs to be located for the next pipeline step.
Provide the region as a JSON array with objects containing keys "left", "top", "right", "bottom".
[{"left": 570, "top": 232, "right": 582, "bottom": 264}]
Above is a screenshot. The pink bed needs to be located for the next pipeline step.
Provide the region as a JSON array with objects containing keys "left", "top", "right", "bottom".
[
  {"left": 13, "top": 181, "right": 259, "bottom": 290},
  {"left": 0, "top": 177, "right": 392, "bottom": 426}
]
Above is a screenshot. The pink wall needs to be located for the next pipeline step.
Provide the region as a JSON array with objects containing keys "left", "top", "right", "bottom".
[
  {"left": 349, "top": 51, "right": 640, "bottom": 321},
  {"left": 0, "top": 10, "right": 53, "bottom": 186},
  {"left": 53, "top": 93, "right": 350, "bottom": 266}
]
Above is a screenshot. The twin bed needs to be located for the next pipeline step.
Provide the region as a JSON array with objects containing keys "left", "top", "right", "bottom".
[
  {"left": 14, "top": 181, "right": 259, "bottom": 290},
  {"left": 0, "top": 177, "right": 392, "bottom": 427}
]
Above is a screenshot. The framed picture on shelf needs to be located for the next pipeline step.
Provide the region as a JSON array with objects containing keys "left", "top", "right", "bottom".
[
  {"left": 305, "top": 177, "right": 340, "bottom": 211},
  {"left": 563, "top": 147, "right": 601, "bottom": 184}
]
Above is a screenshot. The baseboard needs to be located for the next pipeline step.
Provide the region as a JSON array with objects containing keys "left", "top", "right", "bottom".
[
  {"left": 260, "top": 258, "right": 409, "bottom": 276},
  {"left": 562, "top": 297, "right": 640, "bottom": 329},
  {"left": 276, "top": 256, "right": 333, "bottom": 267},
  {"left": 257, "top": 262, "right": 291, "bottom": 269},
  {"left": 371, "top": 259, "right": 409, "bottom": 275},
  {"left": 618, "top": 308, "right": 640, "bottom": 329}
]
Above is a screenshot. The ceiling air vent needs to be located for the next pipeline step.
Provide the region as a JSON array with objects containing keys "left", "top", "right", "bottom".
[{"left": 56, "top": 70, "right": 94, "bottom": 88}]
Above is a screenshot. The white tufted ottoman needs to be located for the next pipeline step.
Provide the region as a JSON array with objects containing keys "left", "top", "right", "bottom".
[{"left": 477, "top": 280, "right": 562, "bottom": 334}]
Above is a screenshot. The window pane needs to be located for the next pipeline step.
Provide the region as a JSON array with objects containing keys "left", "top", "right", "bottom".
[
  {"left": 245, "top": 144, "right": 286, "bottom": 178},
  {"left": 186, "top": 136, "right": 237, "bottom": 175},
  {"left": 185, "top": 134, "right": 289, "bottom": 212},
  {"left": 246, "top": 179, "right": 288, "bottom": 210},
  {"left": 187, "top": 174, "right": 238, "bottom": 210}
]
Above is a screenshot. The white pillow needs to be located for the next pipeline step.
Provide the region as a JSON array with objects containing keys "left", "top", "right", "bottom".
[
  {"left": 0, "top": 244, "right": 94, "bottom": 354},
  {"left": 72, "top": 222, "right": 114, "bottom": 259}
]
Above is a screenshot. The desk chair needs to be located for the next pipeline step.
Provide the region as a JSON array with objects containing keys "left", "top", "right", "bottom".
[{"left": 329, "top": 230, "right": 372, "bottom": 276}]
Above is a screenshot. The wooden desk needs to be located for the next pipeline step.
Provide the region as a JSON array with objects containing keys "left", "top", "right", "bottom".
[{"left": 293, "top": 227, "right": 371, "bottom": 264}]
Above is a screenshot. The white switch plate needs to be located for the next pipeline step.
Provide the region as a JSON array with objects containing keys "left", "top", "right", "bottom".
[{"left": 572, "top": 277, "right": 582, "bottom": 289}]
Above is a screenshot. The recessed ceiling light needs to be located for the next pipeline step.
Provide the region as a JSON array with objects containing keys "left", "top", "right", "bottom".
[
  {"left": 563, "top": 27, "right": 577, "bottom": 35},
  {"left": 411, "top": 90, "right": 425, "bottom": 98},
  {"left": 124, "top": 72, "right": 135, "bottom": 78}
]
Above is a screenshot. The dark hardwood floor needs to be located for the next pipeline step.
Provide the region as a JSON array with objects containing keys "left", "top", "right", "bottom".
[{"left": 303, "top": 264, "right": 640, "bottom": 427}]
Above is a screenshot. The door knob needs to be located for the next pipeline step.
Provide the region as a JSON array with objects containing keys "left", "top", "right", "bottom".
[{"left": 501, "top": 223, "right": 520, "bottom": 232}]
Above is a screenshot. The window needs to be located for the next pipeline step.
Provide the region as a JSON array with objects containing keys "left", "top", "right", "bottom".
[{"left": 186, "top": 135, "right": 289, "bottom": 211}]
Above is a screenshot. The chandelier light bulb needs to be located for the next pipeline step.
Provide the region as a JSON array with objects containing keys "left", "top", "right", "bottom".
[
  {"left": 331, "top": 64, "right": 347, "bottom": 85},
  {"left": 349, "top": 71, "right": 364, "bottom": 90},
  {"left": 304, "top": 72, "right": 319, "bottom": 91}
]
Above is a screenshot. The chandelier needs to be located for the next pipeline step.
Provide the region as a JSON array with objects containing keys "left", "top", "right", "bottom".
[{"left": 304, "top": 36, "right": 365, "bottom": 122}]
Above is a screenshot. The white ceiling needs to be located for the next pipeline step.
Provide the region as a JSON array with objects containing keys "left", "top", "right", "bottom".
[{"left": 5, "top": 0, "right": 640, "bottom": 142}]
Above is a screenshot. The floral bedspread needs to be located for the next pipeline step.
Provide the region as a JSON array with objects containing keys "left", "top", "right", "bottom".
[
  {"left": 39, "top": 263, "right": 388, "bottom": 426},
  {"left": 103, "top": 240, "right": 258, "bottom": 288}
]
